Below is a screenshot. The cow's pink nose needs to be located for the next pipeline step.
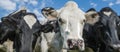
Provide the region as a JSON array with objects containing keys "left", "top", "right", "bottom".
[{"left": 67, "top": 39, "right": 83, "bottom": 49}]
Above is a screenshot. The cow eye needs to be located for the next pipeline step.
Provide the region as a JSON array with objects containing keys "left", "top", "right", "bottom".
[
  {"left": 48, "top": 11, "right": 53, "bottom": 14},
  {"left": 59, "top": 18, "right": 66, "bottom": 24},
  {"left": 92, "top": 13, "right": 98, "bottom": 18},
  {"left": 81, "top": 19, "right": 86, "bottom": 24},
  {"left": 83, "top": 19, "right": 86, "bottom": 22}
]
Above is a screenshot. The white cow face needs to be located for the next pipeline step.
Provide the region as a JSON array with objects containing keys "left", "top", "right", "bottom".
[
  {"left": 41, "top": 1, "right": 86, "bottom": 51},
  {"left": 58, "top": 1, "right": 86, "bottom": 51}
]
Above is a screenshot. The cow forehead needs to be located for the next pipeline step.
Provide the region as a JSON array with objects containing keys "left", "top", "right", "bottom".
[
  {"left": 60, "top": 14, "right": 84, "bottom": 26},
  {"left": 59, "top": 10, "right": 86, "bottom": 21},
  {"left": 57, "top": 1, "right": 85, "bottom": 39},
  {"left": 103, "top": 11, "right": 112, "bottom": 17},
  {"left": 64, "top": 1, "right": 78, "bottom": 8}
]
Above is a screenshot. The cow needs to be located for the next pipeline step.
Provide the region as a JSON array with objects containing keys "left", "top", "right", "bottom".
[
  {"left": 41, "top": 1, "right": 86, "bottom": 52},
  {"left": 117, "top": 16, "right": 120, "bottom": 40},
  {"left": 40, "top": 7, "right": 63, "bottom": 52},
  {"left": 98, "top": 7, "right": 120, "bottom": 52},
  {"left": 0, "top": 7, "right": 41, "bottom": 52},
  {"left": 84, "top": 7, "right": 120, "bottom": 52},
  {"left": 58, "top": 1, "right": 86, "bottom": 52},
  {"left": 83, "top": 8, "right": 101, "bottom": 52}
]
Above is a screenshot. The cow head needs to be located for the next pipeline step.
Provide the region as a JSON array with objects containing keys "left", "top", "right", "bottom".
[
  {"left": 41, "top": 1, "right": 86, "bottom": 51},
  {"left": 99, "top": 7, "right": 120, "bottom": 50},
  {"left": 58, "top": 1, "right": 86, "bottom": 51},
  {"left": 86, "top": 7, "right": 120, "bottom": 51},
  {"left": 83, "top": 8, "right": 102, "bottom": 52}
]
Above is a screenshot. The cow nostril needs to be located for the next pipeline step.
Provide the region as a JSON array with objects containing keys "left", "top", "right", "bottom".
[
  {"left": 65, "top": 31, "right": 70, "bottom": 34},
  {"left": 67, "top": 39, "right": 72, "bottom": 44},
  {"left": 78, "top": 40, "right": 83, "bottom": 44}
]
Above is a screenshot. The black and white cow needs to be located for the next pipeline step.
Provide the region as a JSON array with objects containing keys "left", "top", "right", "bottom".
[
  {"left": 98, "top": 7, "right": 120, "bottom": 52},
  {"left": 117, "top": 16, "right": 120, "bottom": 40},
  {"left": 40, "top": 7, "right": 63, "bottom": 52},
  {"left": 41, "top": 1, "right": 86, "bottom": 52},
  {"left": 84, "top": 8, "right": 101, "bottom": 52},
  {"left": 84, "top": 7, "right": 120, "bottom": 52},
  {"left": 0, "top": 8, "right": 41, "bottom": 52}
]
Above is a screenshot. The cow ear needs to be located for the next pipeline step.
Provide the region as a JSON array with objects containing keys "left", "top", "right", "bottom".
[
  {"left": 45, "top": 10, "right": 58, "bottom": 20},
  {"left": 50, "top": 10, "right": 58, "bottom": 18},
  {"left": 21, "top": 10, "right": 26, "bottom": 13},
  {"left": 85, "top": 12, "right": 100, "bottom": 25}
]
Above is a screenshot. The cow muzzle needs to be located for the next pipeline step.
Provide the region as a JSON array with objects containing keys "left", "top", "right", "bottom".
[
  {"left": 110, "top": 43, "right": 120, "bottom": 51},
  {"left": 67, "top": 39, "right": 84, "bottom": 50}
]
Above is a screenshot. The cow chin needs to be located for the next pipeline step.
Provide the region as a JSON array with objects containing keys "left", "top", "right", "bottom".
[{"left": 79, "top": 42, "right": 85, "bottom": 51}]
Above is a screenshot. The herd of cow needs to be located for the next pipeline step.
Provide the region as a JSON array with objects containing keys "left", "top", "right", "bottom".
[{"left": 0, "top": 1, "right": 120, "bottom": 52}]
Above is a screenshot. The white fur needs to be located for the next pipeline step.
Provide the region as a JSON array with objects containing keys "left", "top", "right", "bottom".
[
  {"left": 23, "top": 15, "right": 37, "bottom": 29},
  {"left": 103, "top": 11, "right": 112, "bottom": 16},
  {"left": 41, "top": 31, "right": 63, "bottom": 52},
  {"left": 0, "top": 39, "right": 14, "bottom": 52},
  {"left": 44, "top": 32, "right": 56, "bottom": 43},
  {"left": 41, "top": 33, "right": 48, "bottom": 52},
  {"left": 4, "top": 39, "right": 13, "bottom": 52},
  {"left": 112, "top": 44, "right": 120, "bottom": 49},
  {"left": 58, "top": 1, "right": 85, "bottom": 51}
]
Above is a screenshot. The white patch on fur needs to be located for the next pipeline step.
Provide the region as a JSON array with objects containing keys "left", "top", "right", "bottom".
[
  {"left": 44, "top": 32, "right": 55, "bottom": 43},
  {"left": 112, "top": 44, "right": 120, "bottom": 49},
  {"left": 41, "top": 33, "right": 48, "bottom": 52},
  {"left": 3, "top": 39, "right": 13, "bottom": 52},
  {"left": 23, "top": 15, "right": 37, "bottom": 29},
  {"left": 103, "top": 11, "right": 112, "bottom": 16}
]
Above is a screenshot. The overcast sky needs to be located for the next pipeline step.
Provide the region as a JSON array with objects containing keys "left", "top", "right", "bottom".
[{"left": 0, "top": 0, "right": 120, "bottom": 20}]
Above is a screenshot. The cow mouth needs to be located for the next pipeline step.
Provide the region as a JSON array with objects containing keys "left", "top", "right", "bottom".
[
  {"left": 109, "top": 43, "right": 120, "bottom": 50},
  {"left": 67, "top": 39, "right": 83, "bottom": 50}
]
